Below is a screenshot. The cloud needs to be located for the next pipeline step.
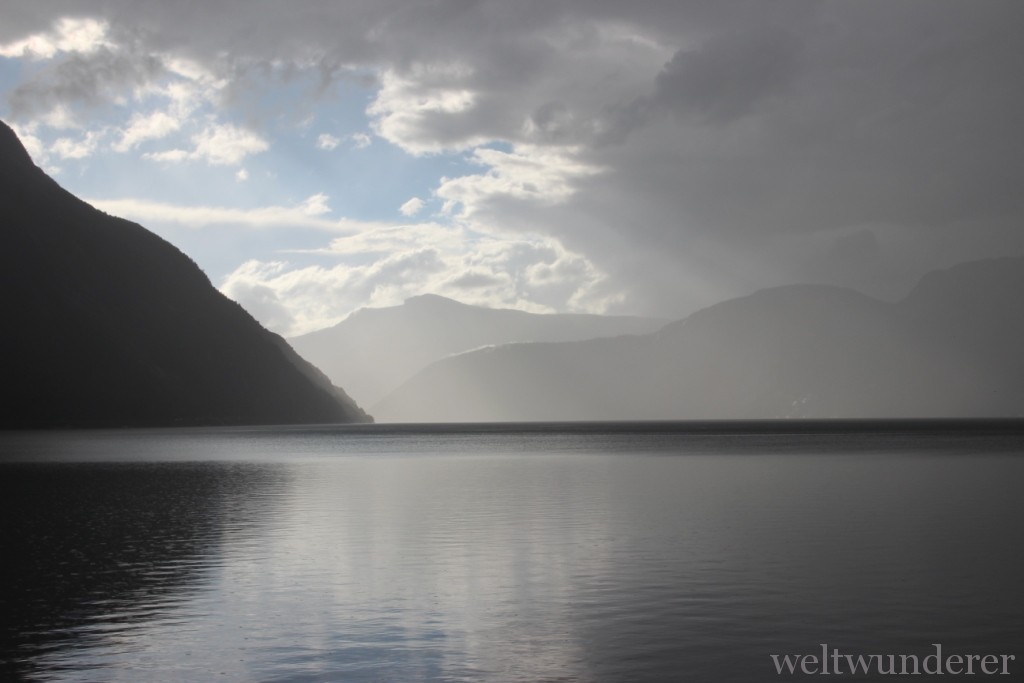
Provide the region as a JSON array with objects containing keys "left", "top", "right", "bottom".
[
  {"left": 649, "top": 28, "right": 801, "bottom": 124},
  {"left": 317, "top": 131, "right": 371, "bottom": 151},
  {"left": 436, "top": 144, "right": 603, "bottom": 221},
  {"left": 6, "top": 43, "right": 166, "bottom": 120},
  {"left": 143, "top": 122, "right": 268, "bottom": 165},
  {"left": 113, "top": 110, "right": 182, "bottom": 151},
  {"left": 37, "top": 104, "right": 80, "bottom": 130},
  {"left": 445, "top": 270, "right": 503, "bottom": 289},
  {"left": 0, "top": 17, "right": 111, "bottom": 60},
  {"left": 316, "top": 133, "right": 340, "bottom": 150},
  {"left": 220, "top": 222, "right": 612, "bottom": 336},
  {"left": 235, "top": 168, "right": 249, "bottom": 182},
  {"left": 50, "top": 129, "right": 105, "bottom": 159},
  {"left": 369, "top": 65, "right": 489, "bottom": 155},
  {"left": 89, "top": 193, "right": 360, "bottom": 231},
  {"left": 398, "top": 197, "right": 424, "bottom": 216},
  {"left": 218, "top": 264, "right": 298, "bottom": 335},
  {"left": 221, "top": 251, "right": 443, "bottom": 336},
  {"left": 350, "top": 132, "right": 372, "bottom": 149},
  {"left": 142, "top": 148, "right": 188, "bottom": 163},
  {"left": 4, "top": 1, "right": 1024, "bottom": 321}
]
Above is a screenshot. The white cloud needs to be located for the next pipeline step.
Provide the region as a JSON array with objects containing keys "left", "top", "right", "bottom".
[
  {"left": 310, "top": 223, "right": 466, "bottom": 257},
  {"left": 113, "top": 111, "right": 182, "bottom": 152},
  {"left": 317, "top": 132, "right": 371, "bottom": 151},
  {"left": 368, "top": 66, "right": 489, "bottom": 155},
  {"left": 220, "top": 222, "right": 611, "bottom": 336},
  {"left": 399, "top": 197, "right": 425, "bottom": 217},
  {"left": 235, "top": 168, "right": 249, "bottom": 182},
  {"left": 0, "top": 17, "right": 111, "bottom": 60},
  {"left": 350, "top": 132, "right": 372, "bottom": 149},
  {"left": 143, "top": 123, "right": 268, "bottom": 166},
  {"left": 300, "top": 192, "right": 331, "bottom": 216},
  {"left": 216, "top": 262, "right": 300, "bottom": 335},
  {"left": 437, "top": 144, "right": 603, "bottom": 219},
  {"left": 50, "top": 130, "right": 105, "bottom": 160},
  {"left": 144, "top": 148, "right": 190, "bottom": 163},
  {"left": 38, "top": 104, "right": 80, "bottom": 130},
  {"left": 88, "top": 194, "right": 362, "bottom": 231},
  {"left": 221, "top": 252, "right": 441, "bottom": 336},
  {"left": 190, "top": 123, "right": 269, "bottom": 165},
  {"left": 316, "top": 133, "right": 340, "bottom": 150},
  {"left": 157, "top": 63, "right": 224, "bottom": 117}
]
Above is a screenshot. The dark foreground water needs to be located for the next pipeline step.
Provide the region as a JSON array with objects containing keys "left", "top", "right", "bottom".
[{"left": 1, "top": 422, "right": 1022, "bottom": 682}]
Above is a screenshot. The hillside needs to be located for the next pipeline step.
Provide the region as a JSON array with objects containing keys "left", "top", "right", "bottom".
[
  {"left": 0, "top": 120, "right": 370, "bottom": 428},
  {"left": 289, "top": 293, "right": 666, "bottom": 406},
  {"left": 374, "top": 259, "right": 1024, "bottom": 421}
]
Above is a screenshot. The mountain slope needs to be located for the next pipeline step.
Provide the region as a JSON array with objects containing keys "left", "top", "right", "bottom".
[
  {"left": 0, "top": 120, "right": 370, "bottom": 428},
  {"left": 374, "top": 260, "right": 1024, "bottom": 421},
  {"left": 289, "top": 293, "right": 666, "bottom": 406},
  {"left": 895, "top": 257, "right": 1024, "bottom": 414}
]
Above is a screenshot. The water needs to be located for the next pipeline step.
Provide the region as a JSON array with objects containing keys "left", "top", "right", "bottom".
[{"left": 1, "top": 423, "right": 1022, "bottom": 682}]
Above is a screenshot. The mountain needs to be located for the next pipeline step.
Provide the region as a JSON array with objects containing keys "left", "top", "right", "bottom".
[
  {"left": 0, "top": 120, "right": 370, "bottom": 428},
  {"left": 374, "top": 258, "right": 1024, "bottom": 421},
  {"left": 896, "top": 257, "right": 1024, "bottom": 413},
  {"left": 289, "top": 293, "right": 666, "bottom": 406}
]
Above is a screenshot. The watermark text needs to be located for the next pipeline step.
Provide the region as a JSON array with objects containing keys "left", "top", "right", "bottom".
[{"left": 771, "top": 644, "right": 1015, "bottom": 676}]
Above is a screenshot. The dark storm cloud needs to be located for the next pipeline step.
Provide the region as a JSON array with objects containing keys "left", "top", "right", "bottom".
[
  {"left": 546, "top": 0, "right": 1024, "bottom": 313},
  {"left": 8, "top": 45, "right": 164, "bottom": 118},
  {"left": 652, "top": 29, "right": 801, "bottom": 124},
  {"left": 622, "top": 0, "right": 1024, "bottom": 237}
]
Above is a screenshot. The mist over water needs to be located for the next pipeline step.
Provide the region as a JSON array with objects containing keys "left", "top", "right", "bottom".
[{"left": 2, "top": 424, "right": 1022, "bottom": 682}]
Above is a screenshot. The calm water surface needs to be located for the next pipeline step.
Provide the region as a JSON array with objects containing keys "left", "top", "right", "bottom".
[{"left": 1, "top": 423, "right": 1022, "bottom": 682}]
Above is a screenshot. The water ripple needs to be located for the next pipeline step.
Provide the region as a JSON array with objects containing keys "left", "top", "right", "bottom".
[{"left": 1, "top": 429, "right": 1022, "bottom": 681}]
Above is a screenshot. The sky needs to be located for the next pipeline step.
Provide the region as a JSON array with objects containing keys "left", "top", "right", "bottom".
[{"left": 2, "top": 0, "right": 1023, "bottom": 337}]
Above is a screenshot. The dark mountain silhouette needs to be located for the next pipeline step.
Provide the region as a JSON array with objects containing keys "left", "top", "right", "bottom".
[
  {"left": 374, "top": 258, "right": 1024, "bottom": 421},
  {"left": 0, "top": 120, "right": 370, "bottom": 427},
  {"left": 289, "top": 293, "right": 666, "bottom": 406}
]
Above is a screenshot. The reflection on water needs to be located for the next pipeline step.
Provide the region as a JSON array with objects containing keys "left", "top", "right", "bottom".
[
  {"left": 0, "top": 462, "right": 289, "bottom": 681},
  {"left": 1, "top": 425, "right": 1023, "bottom": 682}
]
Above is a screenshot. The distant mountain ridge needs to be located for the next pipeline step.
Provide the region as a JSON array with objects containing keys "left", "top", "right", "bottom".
[
  {"left": 374, "top": 257, "right": 1024, "bottom": 421},
  {"left": 289, "top": 293, "right": 667, "bottom": 406},
  {"left": 0, "top": 120, "right": 370, "bottom": 427}
]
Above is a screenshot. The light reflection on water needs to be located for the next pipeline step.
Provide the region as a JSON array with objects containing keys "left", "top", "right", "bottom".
[{"left": 1, "top": 425, "right": 1023, "bottom": 682}]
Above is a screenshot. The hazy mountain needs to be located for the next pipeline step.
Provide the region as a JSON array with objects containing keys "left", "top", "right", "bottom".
[
  {"left": 374, "top": 258, "right": 1024, "bottom": 421},
  {"left": 289, "top": 293, "right": 666, "bottom": 406},
  {"left": 0, "top": 120, "right": 370, "bottom": 428},
  {"left": 896, "top": 257, "right": 1024, "bottom": 414}
]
